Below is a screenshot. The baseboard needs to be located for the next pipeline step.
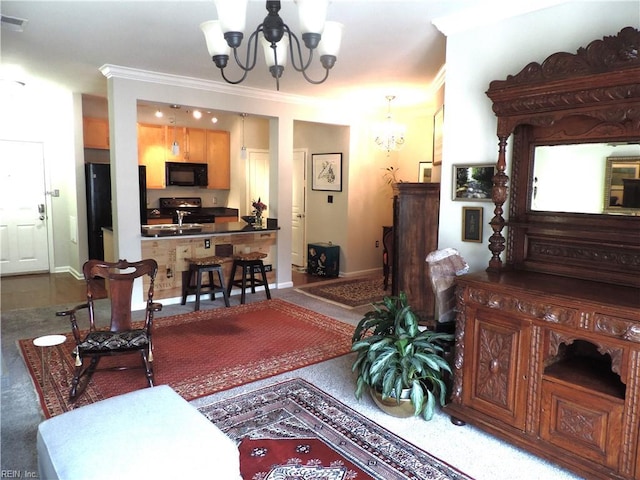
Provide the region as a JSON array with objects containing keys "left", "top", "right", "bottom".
[{"left": 52, "top": 265, "right": 83, "bottom": 280}]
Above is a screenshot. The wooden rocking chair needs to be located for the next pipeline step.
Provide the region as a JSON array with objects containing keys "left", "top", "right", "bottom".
[{"left": 56, "top": 259, "right": 162, "bottom": 400}]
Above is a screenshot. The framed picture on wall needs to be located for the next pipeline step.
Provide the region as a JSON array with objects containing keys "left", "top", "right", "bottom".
[
  {"left": 312, "top": 153, "right": 342, "bottom": 191},
  {"left": 419, "top": 162, "right": 433, "bottom": 182},
  {"left": 452, "top": 163, "right": 495, "bottom": 201},
  {"left": 432, "top": 106, "right": 444, "bottom": 166},
  {"left": 462, "top": 206, "right": 483, "bottom": 242}
]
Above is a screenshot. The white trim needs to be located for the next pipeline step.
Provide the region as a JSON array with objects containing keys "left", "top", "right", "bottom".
[{"left": 99, "top": 64, "right": 330, "bottom": 108}]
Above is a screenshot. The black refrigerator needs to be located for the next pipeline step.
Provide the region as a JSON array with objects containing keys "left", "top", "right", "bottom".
[{"left": 85, "top": 163, "right": 147, "bottom": 260}]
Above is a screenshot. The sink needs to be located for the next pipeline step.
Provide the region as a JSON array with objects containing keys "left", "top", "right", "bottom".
[{"left": 142, "top": 223, "right": 203, "bottom": 235}]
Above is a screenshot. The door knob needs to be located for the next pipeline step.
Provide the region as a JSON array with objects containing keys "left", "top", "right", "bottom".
[{"left": 38, "top": 203, "right": 45, "bottom": 220}]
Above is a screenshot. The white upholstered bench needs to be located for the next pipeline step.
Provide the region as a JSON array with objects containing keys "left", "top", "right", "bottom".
[{"left": 37, "top": 385, "right": 241, "bottom": 480}]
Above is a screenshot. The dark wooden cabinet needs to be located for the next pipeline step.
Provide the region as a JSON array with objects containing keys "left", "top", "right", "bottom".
[
  {"left": 447, "top": 272, "right": 640, "bottom": 480},
  {"left": 462, "top": 306, "right": 531, "bottom": 430},
  {"left": 391, "top": 183, "right": 440, "bottom": 323},
  {"left": 448, "top": 28, "right": 640, "bottom": 480}
]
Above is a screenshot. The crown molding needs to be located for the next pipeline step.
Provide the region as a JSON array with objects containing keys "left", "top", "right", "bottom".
[{"left": 99, "top": 64, "right": 330, "bottom": 108}]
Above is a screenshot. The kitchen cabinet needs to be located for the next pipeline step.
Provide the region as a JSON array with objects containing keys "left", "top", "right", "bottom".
[
  {"left": 83, "top": 117, "right": 109, "bottom": 149},
  {"left": 137, "top": 124, "right": 230, "bottom": 190},
  {"left": 391, "top": 182, "right": 440, "bottom": 324},
  {"left": 446, "top": 271, "right": 640, "bottom": 480},
  {"left": 137, "top": 123, "right": 166, "bottom": 189},
  {"left": 185, "top": 128, "right": 206, "bottom": 163},
  {"left": 205, "top": 130, "right": 230, "bottom": 190}
]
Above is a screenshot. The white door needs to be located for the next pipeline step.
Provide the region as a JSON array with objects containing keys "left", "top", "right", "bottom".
[
  {"left": 0, "top": 140, "right": 50, "bottom": 275},
  {"left": 291, "top": 149, "right": 307, "bottom": 267},
  {"left": 246, "top": 150, "right": 270, "bottom": 214}
]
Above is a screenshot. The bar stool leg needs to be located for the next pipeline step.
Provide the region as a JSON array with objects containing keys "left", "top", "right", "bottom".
[
  {"left": 195, "top": 269, "right": 203, "bottom": 311},
  {"left": 207, "top": 271, "right": 215, "bottom": 301},
  {"left": 240, "top": 264, "right": 248, "bottom": 304},
  {"left": 181, "top": 269, "right": 191, "bottom": 305},
  {"left": 250, "top": 263, "right": 257, "bottom": 293},
  {"left": 216, "top": 268, "right": 230, "bottom": 307},
  {"left": 259, "top": 263, "right": 272, "bottom": 299},
  {"left": 227, "top": 261, "right": 238, "bottom": 299}
]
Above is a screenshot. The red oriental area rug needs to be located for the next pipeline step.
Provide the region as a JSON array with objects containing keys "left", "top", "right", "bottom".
[
  {"left": 200, "top": 378, "right": 473, "bottom": 480},
  {"left": 297, "top": 276, "right": 387, "bottom": 308},
  {"left": 19, "top": 299, "right": 353, "bottom": 418}
]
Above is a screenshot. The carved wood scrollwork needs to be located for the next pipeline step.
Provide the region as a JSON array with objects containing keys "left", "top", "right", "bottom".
[
  {"left": 468, "top": 287, "right": 577, "bottom": 326},
  {"left": 594, "top": 313, "right": 640, "bottom": 343},
  {"left": 546, "top": 330, "right": 625, "bottom": 377},
  {"left": 485, "top": 27, "right": 640, "bottom": 275},
  {"left": 476, "top": 325, "right": 512, "bottom": 407},
  {"left": 451, "top": 285, "right": 467, "bottom": 404}
]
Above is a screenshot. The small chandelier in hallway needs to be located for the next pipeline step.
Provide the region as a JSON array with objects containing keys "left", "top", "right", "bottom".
[{"left": 374, "top": 96, "right": 406, "bottom": 155}]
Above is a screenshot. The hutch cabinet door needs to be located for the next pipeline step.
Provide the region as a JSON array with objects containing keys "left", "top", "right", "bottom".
[
  {"left": 540, "top": 379, "right": 624, "bottom": 470},
  {"left": 463, "top": 306, "right": 531, "bottom": 430}
]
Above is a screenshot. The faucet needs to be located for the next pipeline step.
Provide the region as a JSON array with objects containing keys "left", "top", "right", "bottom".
[{"left": 176, "top": 210, "right": 187, "bottom": 227}]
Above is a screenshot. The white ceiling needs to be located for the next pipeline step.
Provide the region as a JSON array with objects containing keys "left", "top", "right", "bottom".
[{"left": 0, "top": 1, "right": 570, "bottom": 106}]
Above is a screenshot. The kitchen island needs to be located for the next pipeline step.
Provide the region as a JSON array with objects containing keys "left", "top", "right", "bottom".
[{"left": 140, "top": 222, "right": 278, "bottom": 301}]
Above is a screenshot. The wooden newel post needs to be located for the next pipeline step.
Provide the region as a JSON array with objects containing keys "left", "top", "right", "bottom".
[{"left": 487, "top": 135, "right": 509, "bottom": 272}]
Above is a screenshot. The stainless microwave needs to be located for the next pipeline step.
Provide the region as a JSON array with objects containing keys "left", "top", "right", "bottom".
[{"left": 165, "top": 162, "right": 208, "bottom": 187}]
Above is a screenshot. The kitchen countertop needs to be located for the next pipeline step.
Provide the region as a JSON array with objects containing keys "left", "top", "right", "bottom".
[{"left": 140, "top": 222, "right": 278, "bottom": 238}]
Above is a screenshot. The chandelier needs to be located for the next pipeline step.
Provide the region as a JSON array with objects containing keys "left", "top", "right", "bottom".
[
  {"left": 374, "top": 96, "right": 406, "bottom": 155},
  {"left": 200, "top": 0, "right": 343, "bottom": 91}
]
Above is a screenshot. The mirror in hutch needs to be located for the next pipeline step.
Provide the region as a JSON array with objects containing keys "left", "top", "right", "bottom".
[{"left": 445, "top": 27, "right": 640, "bottom": 480}]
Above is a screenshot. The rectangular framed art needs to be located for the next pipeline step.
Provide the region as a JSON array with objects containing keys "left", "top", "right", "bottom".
[
  {"left": 312, "top": 153, "right": 342, "bottom": 191},
  {"left": 462, "top": 206, "right": 483, "bottom": 242},
  {"left": 453, "top": 163, "right": 495, "bottom": 201},
  {"left": 432, "top": 106, "right": 444, "bottom": 166},
  {"left": 418, "top": 162, "right": 433, "bottom": 182}
]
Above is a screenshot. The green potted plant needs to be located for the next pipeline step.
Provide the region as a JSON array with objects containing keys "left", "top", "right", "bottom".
[{"left": 351, "top": 292, "right": 454, "bottom": 420}]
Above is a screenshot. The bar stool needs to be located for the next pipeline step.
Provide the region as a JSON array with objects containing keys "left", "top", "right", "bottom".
[
  {"left": 226, "top": 251, "right": 271, "bottom": 304},
  {"left": 181, "top": 256, "right": 230, "bottom": 311}
]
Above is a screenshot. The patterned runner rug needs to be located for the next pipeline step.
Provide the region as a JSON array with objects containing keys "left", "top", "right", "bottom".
[
  {"left": 19, "top": 299, "right": 353, "bottom": 418},
  {"left": 199, "top": 378, "right": 473, "bottom": 480},
  {"left": 297, "top": 276, "right": 388, "bottom": 308}
]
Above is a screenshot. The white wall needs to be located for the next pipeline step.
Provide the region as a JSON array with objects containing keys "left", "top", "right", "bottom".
[
  {"left": 439, "top": 2, "right": 639, "bottom": 273},
  {"left": 0, "top": 79, "right": 81, "bottom": 276}
]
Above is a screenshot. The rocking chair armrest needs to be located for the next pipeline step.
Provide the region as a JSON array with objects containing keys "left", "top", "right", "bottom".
[
  {"left": 56, "top": 303, "right": 90, "bottom": 343},
  {"left": 55, "top": 303, "right": 90, "bottom": 317}
]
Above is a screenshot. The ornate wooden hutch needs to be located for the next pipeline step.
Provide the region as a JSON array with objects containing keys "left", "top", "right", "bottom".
[{"left": 445, "top": 27, "right": 640, "bottom": 480}]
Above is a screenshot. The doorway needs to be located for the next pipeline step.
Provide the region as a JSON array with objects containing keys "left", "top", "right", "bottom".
[
  {"left": 0, "top": 140, "right": 51, "bottom": 275},
  {"left": 292, "top": 149, "right": 307, "bottom": 268}
]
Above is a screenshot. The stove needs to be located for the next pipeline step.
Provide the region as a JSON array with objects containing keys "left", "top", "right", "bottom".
[{"left": 156, "top": 197, "right": 238, "bottom": 224}]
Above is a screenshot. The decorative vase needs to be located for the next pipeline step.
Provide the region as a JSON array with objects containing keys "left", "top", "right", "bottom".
[
  {"left": 255, "top": 213, "right": 262, "bottom": 227},
  {"left": 370, "top": 388, "right": 415, "bottom": 418}
]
